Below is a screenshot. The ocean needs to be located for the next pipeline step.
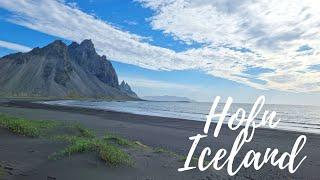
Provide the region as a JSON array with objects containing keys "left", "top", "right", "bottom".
[{"left": 41, "top": 100, "right": 320, "bottom": 134}]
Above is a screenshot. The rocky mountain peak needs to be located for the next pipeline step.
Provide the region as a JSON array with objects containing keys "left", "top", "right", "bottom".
[
  {"left": 78, "top": 39, "right": 95, "bottom": 53},
  {"left": 119, "top": 80, "right": 138, "bottom": 98},
  {"left": 68, "top": 39, "right": 95, "bottom": 50},
  {"left": 80, "top": 39, "right": 94, "bottom": 46},
  {"left": 42, "top": 40, "right": 68, "bottom": 57},
  {"left": 0, "top": 39, "right": 138, "bottom": 100},
  {"left": 68, "top": 41, "right": 79, "bottom": 49},
  {"left": 120, "top": 80, "right": 129, "bottom": 88},
  {"left": 46, "top": 40, "right": 67, "bottom": 48},
  {"left": 101, "top": 55, "right": 107, "bottom": 60},
  {"left": 67, "top": 39, "right": 119, "bottom": 88}
]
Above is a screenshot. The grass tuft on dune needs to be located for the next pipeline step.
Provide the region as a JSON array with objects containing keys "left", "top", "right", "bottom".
[
  {"left": 0, "top": 113, "right": 57, "bottom": 137},
  {"left": 72, "top": 123, "right": 95, "bottom": 138},
  {"left": 104, "top": 133, "right": 135, "bottom": 147},
  {"left": 52, "top": 134, "right": 133, "bottom": 166},
  {"left": 0, "top": 113, "right": 133, "bottom": 166},
  {"left": 99, "top": 143, "right": 133, "bottom": 166}
]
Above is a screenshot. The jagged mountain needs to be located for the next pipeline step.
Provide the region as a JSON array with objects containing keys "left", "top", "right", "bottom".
[
  {"left": 0, "top": 39, "right": 138, "bottom": 100},
  {"left": 119, "top": 80, "right": 138, "bottom": 98}
]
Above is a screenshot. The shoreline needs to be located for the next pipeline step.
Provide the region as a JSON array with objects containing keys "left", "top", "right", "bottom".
[
  {"left": 0, "top": 99, "right": 320, "bottom": 179},
  {"left": 5, "top": 99, "right": 320, "bottom": 136}
]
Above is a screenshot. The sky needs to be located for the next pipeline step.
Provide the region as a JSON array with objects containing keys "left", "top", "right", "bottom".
[{"left": 0, "top": 0, "right": 319, "bottom": 105}]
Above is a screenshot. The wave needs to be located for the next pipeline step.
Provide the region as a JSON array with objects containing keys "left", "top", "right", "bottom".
[{"left": 40, "top": 100, "right": 320, "bottom": 134}]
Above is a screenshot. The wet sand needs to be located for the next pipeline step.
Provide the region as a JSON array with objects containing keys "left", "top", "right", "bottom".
[{"left": 0, "top": 99, "right": 319, "bottom": 179}]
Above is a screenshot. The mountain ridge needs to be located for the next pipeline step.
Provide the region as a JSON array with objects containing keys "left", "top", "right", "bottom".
[
  {"left": 0, "top": 39, "right": 138, "bottom": 100},
  {"left": 119, "top": 80, "right": 138, "bottom": 98}
]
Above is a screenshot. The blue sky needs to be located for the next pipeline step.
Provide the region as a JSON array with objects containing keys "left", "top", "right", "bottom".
[{"left": 0, "top": 0, "right": 319, "bottom": 105}]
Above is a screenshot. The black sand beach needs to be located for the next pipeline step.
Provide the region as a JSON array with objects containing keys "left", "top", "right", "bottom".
[{"left": 0, "top": 99, "right": 319, "bottom": 180}]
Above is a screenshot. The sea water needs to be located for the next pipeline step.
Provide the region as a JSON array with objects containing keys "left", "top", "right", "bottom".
[{"left": 41, "top": 100, "right": 320, "bottom": 134}]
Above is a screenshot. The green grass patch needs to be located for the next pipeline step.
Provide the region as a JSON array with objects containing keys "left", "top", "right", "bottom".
[
  {"left": 0, "top": 165, "right": 6, "bottom": 179},
  {"left": 51, "top": 135, "right": 83, "bottom": 142},
  {"left": 51, "top": 135, "right": 133, "bottom": 166},
  {"left": 0, "top": 113, "right": 135, "bottom": 167},
  {"left": 50, "top": 137, "right": 98, "bottom": 158},
  {"left": 99, "top": 143, "right": 133, "bottom": 166},
  {"left": 0, "top": 113, "right": 57, "bottom": 137},
  {"left": 103, "top": 133, "right": 134, "bottom": 147},
  {"left": 73, "top": 124, "right": 95, "bottom": 138}
]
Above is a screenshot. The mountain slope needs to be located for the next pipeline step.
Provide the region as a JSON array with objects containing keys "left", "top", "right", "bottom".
[
  {"left": 0, "top": 39, "right": 138, "bottom": 100},
  {"left": 119, "top": 80, "right": 138, "bottom": 98}
]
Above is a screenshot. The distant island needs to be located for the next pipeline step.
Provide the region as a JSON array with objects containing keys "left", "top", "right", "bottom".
[
  {"left": 142, "top": 95, "right": 194, "bottom": 102},
  {"left": 0, "top": 39, "right": 138, "bottom": 100}
]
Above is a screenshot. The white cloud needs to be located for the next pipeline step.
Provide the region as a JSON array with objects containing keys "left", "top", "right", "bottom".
[
  {"left": 120, "top": 76, "right": 200, "bottom": 90},
  {"left": 0, "top": 0, "right": 319, "bottom": 92},
  {"left": 119, "top": 76, "right": 210, "bottom": 100},
  {"left": 138, "top": 0, "right": 320, "bottom": 92},
  {"left": 0, "top": 40, "right": 31, "bottom": 52},
  {"left": 0, "top": 0, "right": 194, "bottom": 71}
]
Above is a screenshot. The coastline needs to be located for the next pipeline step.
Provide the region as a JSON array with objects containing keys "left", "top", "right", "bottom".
[
  {"left": 6, "top": 99, "right": 320, "bottom": 136},
  {"left": 0, "top": 99, "right": 320, "bottom": 179}
]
